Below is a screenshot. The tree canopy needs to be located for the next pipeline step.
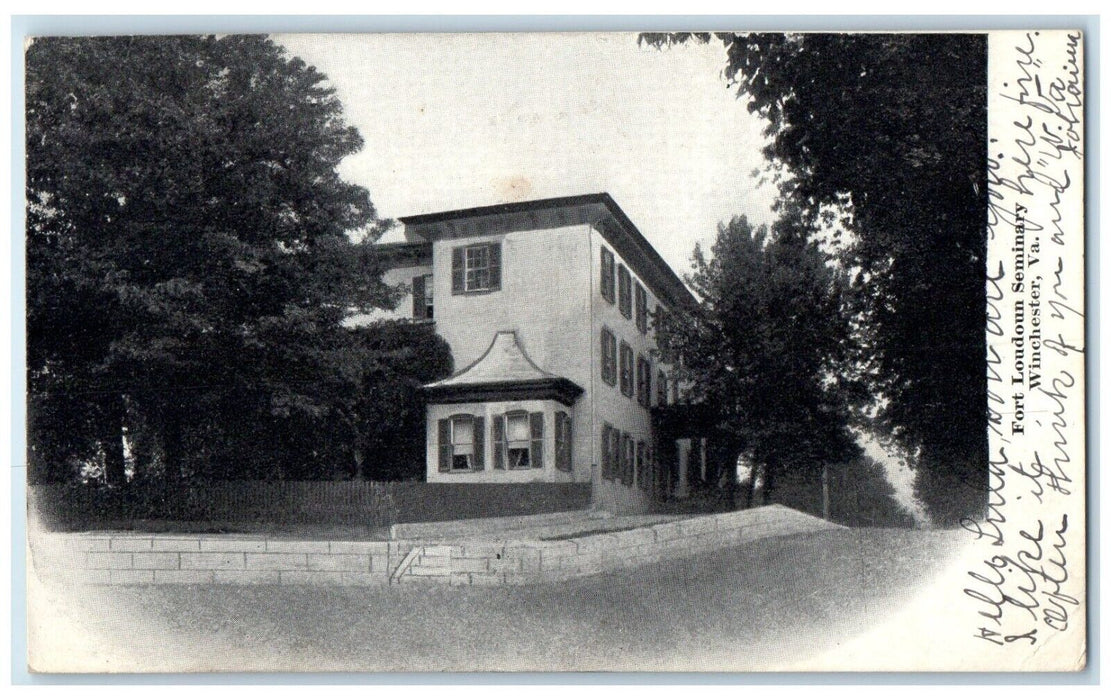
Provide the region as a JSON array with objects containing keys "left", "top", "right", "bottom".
[
  {"left": 657, "top": 211, "right": 860, "bottom": 505},
  {"left": 643, "top": 33, "right": 988, "bottom": 523},
  {"left": 26, "top": 35, "right": 439, "bottom": 484}
]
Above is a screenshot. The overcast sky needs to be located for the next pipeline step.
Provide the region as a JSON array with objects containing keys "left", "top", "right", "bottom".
[{"left": 275, "top": 32, "right": 777, "bottom": 279}]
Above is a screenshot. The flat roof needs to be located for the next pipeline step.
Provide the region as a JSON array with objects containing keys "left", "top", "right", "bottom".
[{"left": 398, "top": 193, "right": 697, "bottom": 310}]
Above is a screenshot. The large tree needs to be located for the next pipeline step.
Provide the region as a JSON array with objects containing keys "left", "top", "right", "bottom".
[
  {"left": 643, "top": 33, "right": 988, "bottom": 523},
  {"left": 26, "top": 35, "right": 401, "bottom": 484},
  {"left": 657, "top": 210, "right": 860, "bottom": 506}
]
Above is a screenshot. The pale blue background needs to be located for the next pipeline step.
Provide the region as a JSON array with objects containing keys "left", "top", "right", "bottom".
[{"left": 10, "top": 14, "right": 1100, "bottom": 685}]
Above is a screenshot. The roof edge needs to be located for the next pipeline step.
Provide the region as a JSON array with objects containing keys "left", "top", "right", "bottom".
[{"left": 398, "top": 193, "right": 697, "bottom": 310}]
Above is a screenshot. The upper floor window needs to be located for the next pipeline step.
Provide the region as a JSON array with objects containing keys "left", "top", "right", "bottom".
[
  {"left": 657, "top": 370, "right": 669, "bottom": 407},
  {"left": 451, "top": 242, "right": 501, "bottom": 294},
  {"left": 635, "top": 283, "right": 647, "bottom": 333},
  {"left": 617, "top": 265, "right": 632, "bottom": 319},
  {"left": 619, "top": 341, "right": 634, "bottom": 398},
  {"left": 600, "top": 328, "right": 617, "bottom": 386},
  {"left": 412, "top": 273, "right": 434, "bottom": 319},
  {"left": 600, "top": 247, "right": 616, "bottom": 304}
]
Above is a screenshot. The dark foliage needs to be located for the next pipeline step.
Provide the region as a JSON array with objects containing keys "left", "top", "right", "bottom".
[
  {"left": 31, "top": 481, "right": 591, "bottom": 532},
  {"left": 643, "top": 33, "right": 988, "bottom": 523},
  {"left": 26, "top": 36, "right": 442, "bottom": 485},
  {"left": 657, "top": 211, "right": 861, "bottom": 503},
  {"left": 771, "top": 457, "right": 917, "bottom": 528}
]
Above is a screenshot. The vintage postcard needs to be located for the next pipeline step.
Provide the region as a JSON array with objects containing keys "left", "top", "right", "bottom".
[{"left": 22, "top": 28, "right": 1086, "bottom": 673}]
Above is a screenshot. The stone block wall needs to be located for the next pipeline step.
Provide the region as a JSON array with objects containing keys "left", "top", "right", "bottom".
[{"left": 34, "top": 505, "right": 842, "bottom": 587}]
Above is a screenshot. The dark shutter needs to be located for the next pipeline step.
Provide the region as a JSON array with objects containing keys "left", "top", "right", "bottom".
[
  {"left": 556, "top": 411, "right": 572, "bottom": 472},
  {"left": 472, "top": 416, "right": 485, "bottom": 470},
  {"left": 639, "top": 442, "right": 648, "bottom": 491},
  {"left": 600, "top": 424, "right": 611, "bottom": 479},
  {"left": 493, "top": 414, "right": 505, "bottom": 470},
  {"left": 412, "top": 275, "right": 426, "bottom": 319},
  {"left": 627, "top": 435, "right": 635, "bottom": 486},
  {"left": 437, "top": 419, "right": 452, "bottom": 472},
  {"left": 600, "top": 331, "right": 607, "bottom": 384},
  {"left": 487, "top": 243, "right": 501, "bottom": 290},
  {"left": 635, "top": 283, "right": 647, "bottom": 333},
  {"left": 600, "top": 248, "right": 614, "bottom": 303},
  {"left": 451, "top": 247, "right": 465, "bottom": 293},
  {"left": 618, "top": 265, "right": 631, "bottom": 318},
  {"left": 529, "top": 412, "right": 544, "bottom": 469}
]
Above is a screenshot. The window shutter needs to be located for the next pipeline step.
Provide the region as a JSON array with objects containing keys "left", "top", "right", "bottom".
[
  {"left": 487, "top": 243, "right": 501, "bottom": 290},
  {"left": 529, "top": 411, "right": 544, "bottom": 469},
  {"left": 618, "top": 265, "right": 631, "bottom": 318},
  {"left": 635, "top": 283, "right": 647, "bottom": 333},
  {"left": 437, "top": 419, "right": 452, "bottom": 472},
  {"left": 622, "top": 434, "right": 633, "bottom": 486},
  {"left": 492, "top": 414, "right": 505, "bottom": 469},
  {"left": 451, "top": 246, "right": 465, "bottom": 293},
  {"left": 556, "top": 412, "right": 572, "bottom": 472},
  {"left": 600, "top": 331, "right": 607, "bottom": 384},
  {"left": 601, "top": 424, "right": 611, "bottom": 479},
  {"left": 472, "top": 415, "right": 485, "bottom": 470},
  {"left": 412, "top": 275, "right": 426, "bottom": 319},
  {"left": 600, "top": 248, "right": 615, "bottom": 303}
]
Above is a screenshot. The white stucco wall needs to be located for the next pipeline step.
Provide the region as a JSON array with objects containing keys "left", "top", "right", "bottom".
[
  {"left": 410, "top": 216, "right": 683, "bottom": 513},
  {"left": 429, "top": 224, "right": 595, "bottom": 484},
  {"left": 587, "top": 225, "right": 673, "bottom": 512}
]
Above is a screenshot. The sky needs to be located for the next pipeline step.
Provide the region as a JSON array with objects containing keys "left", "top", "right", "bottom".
[{"left": 274, "top": 32, "right": 777, "bottom": 279}]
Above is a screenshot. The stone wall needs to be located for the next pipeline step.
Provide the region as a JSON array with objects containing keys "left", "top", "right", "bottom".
[{"left": 33, "top": 505, "right": 841, "bottom": 587}]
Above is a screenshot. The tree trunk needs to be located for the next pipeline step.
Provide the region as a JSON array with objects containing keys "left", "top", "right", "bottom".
[
  {"left": 762, "top": 461, "right": 777, "bottom": 505},
  {"left": 744, "top": 466, "right": 757, "bottom": 509},
  {"left": 821, "top": 464, "right": 831, "bottom": 520},
  {"left": 100, "top": 393, "right": 127, "bottom": 487},
  {"left": 354, "top": 444, "right": 366, "bottom": 480}
]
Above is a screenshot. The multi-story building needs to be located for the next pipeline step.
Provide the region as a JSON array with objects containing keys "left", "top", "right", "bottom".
[{"left": 372, "top": 193, "right": 699, "bottom": 513}]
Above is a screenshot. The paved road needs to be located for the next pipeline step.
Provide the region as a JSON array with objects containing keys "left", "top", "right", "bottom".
[{"left": 29, "top": 527, "right": 967, "bottom": 673}]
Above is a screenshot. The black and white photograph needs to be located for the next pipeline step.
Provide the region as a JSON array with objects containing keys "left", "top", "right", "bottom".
[{"left": 20, "top": 25, "right": 1087, "bottom": 673}]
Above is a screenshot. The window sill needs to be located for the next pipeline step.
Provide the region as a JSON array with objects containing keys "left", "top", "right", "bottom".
[{"left": 451, "top": 287, "right": 501, "bottom": 297}]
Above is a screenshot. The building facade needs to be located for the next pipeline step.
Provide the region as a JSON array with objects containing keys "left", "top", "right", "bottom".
[{"left": 373, "top": 194, "right": 698, "bottom": 513}]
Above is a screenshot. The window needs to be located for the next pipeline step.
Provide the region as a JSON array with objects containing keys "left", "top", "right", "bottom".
[
  {"left": 621, "top": 433, "right": 635, "bottom": 486},
  {"left": 600, "top": 328, "right": 617, "bottom": 386},
  {"left": 619, "top": 342, "right": 634, "bottom": 397},
  {"left": 601, "top": 423, "right": 615, "bottom": 480},
  {"left": 636, "top": 440, "right": 648, "bottom": 490},
  {"left": 451, "top": 242, "right": 501, "bottom": 293},
  {"left": 635, "top": 283, "right": 647, "bottom": 334},
  {"left": 412, "top": 273, "right": 434, "bottom": 319},
  {"left": 555, "top": 411, "right": 573, "bottom": 472},
  {"left": 657, "top": 370, "right": 669, "bottom": 407},
  {"left": 610, "top": 426, "right": 622, "bottom": 481},
  {"left": 600, "top": 247, "right": 615, "bottom": 304},
  {"left": 636, "top": 355, "right": 651, "bottom": 408},
  {"left": 506, "top": 412, "right": 532, "bottom": 468},
  {"left": 437, "top": 414, "right": 485, "bottom": 472},
  {"left": 493, "top": 411, "right": 543, "bottom": 470},
  {"left": 617, "top": 265, "right": 632, "bottom": 318}
]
